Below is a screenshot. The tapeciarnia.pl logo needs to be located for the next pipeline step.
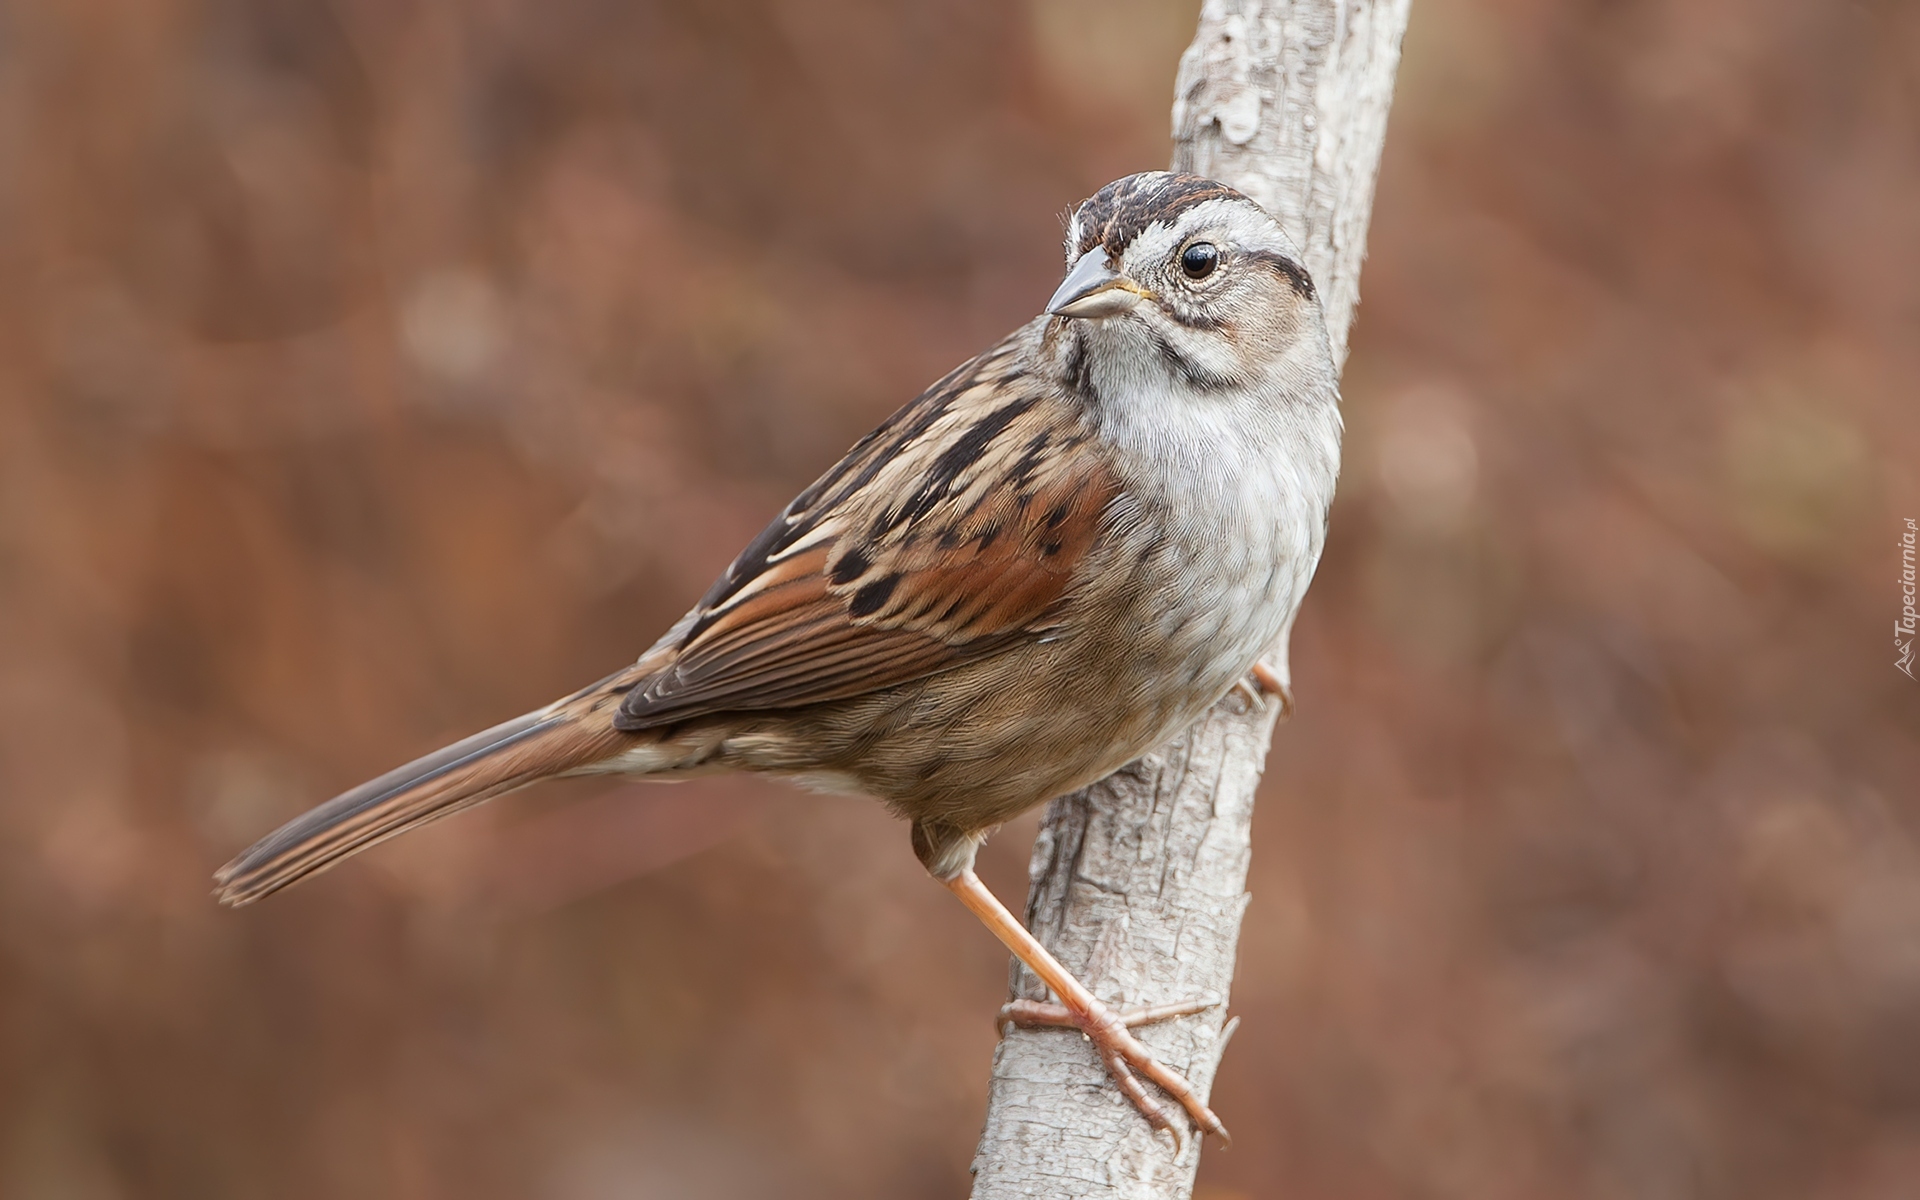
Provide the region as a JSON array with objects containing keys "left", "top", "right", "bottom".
[{"left": 1899, "top": 517, "right": 1917, "bottom": 680}]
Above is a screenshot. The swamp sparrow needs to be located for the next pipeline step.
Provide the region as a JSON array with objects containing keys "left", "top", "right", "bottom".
[{"left": 218, "top": 171, "right": 1342, "bottom": 1148}]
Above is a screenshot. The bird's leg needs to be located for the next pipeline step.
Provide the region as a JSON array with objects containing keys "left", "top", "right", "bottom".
[{"left": 942, "top": 868, "right": 1230, "bottom": 1151}]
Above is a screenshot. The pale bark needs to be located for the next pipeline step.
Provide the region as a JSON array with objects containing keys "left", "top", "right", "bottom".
[{"left": 968, "top": 3, "right": 1409, "bottom": 1196}]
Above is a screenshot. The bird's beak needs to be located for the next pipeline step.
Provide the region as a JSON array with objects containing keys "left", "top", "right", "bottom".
[{"left": 1047, "top": 246, "right": 1148, "bottom": 319}]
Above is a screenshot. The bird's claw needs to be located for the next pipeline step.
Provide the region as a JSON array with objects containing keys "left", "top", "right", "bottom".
[
  {"left": 1234, "top": 661, "right": 1294, "bottom": 719},
  {"left": 998, "top": 993, "right": 1231, "bottom": 1149}
]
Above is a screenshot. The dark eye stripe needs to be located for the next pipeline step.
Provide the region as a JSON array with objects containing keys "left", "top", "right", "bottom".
[{"left": 1246, "top": 249, "right": 1315, "bottom": 299}]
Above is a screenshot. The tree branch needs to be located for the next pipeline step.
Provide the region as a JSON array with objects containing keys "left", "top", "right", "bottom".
[{"left": 968, "top": 3, "right": 1409, "bottom": 1196}]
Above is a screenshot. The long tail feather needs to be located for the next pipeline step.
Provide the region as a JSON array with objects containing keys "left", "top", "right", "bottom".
[{"left": 215, "top": 709, "right": 623, "bottom": 907}]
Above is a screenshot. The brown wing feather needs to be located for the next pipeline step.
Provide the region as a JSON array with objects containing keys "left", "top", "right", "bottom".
[{"left": 615, "top": 335, "right": 1118, "bottom": 731}]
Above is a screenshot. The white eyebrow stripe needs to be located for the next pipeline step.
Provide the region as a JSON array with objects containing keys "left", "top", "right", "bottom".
[{"left": 1117, "top": 197, "right": 1302, "bottom": 274}]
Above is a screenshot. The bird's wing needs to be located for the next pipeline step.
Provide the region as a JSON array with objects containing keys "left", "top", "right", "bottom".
[{"left": 614, "top": 336, "right": 1121, "bottom": 730}]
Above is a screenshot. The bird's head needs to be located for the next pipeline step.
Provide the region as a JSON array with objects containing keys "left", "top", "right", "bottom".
[{"left": 1048, "top": 172, "right": 1330, "bottom": 397}]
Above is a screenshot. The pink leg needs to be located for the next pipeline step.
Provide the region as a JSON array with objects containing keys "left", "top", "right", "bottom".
[{"left": 944, "top": 869, "right": 1231, "bottom": 1151}]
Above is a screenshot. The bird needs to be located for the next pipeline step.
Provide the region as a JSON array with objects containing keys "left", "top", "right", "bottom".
[{"left": 216, "top": 171, "right": 1342, "bottom": 1149}]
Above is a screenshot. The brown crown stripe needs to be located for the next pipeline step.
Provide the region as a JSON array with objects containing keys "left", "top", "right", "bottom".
[{"left": 1071, "top": 172, "right": 1250, "bottom": 259}]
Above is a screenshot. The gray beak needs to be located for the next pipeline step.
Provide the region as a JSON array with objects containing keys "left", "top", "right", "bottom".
[{"left": 1046, "top": 246, "right": 1147, "bottom": 319}]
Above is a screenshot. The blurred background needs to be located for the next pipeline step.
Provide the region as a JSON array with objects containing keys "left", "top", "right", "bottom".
[{"left": 1, "top": 0, "right": 1916, "bottom": 1196}]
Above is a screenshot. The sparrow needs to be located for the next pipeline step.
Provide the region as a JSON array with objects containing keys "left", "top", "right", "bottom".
[{"left": 216, "top": 171, "right": 1342, "bottom": 1149}]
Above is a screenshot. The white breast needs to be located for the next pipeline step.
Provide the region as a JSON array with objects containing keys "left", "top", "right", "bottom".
[{"left": 1089, "top": 332, "right": 1342, "bottom": 690}]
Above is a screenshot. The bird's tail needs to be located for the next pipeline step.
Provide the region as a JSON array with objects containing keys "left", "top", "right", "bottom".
[{"left": 214, "top": 706, "right": 625, "bottom": 907}]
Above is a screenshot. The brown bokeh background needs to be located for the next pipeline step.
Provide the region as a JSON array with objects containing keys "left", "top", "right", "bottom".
[{"left": 2, "top": 0, "right": 1917, "bottom": 1196}]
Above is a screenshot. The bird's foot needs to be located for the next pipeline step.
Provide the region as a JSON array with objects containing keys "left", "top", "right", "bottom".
[
  {"left": 998, "top": 996, "right": 1217, "bottom": 1032},
  {"left": 942, "top": 867, "right": 1231, "bottom": 1153},
  {"left": 1232, "top": 661, "right": 1294, "bottom": 718},
  {"left": 998, "top": 993, "right": 1230, "bottom": 1151}
]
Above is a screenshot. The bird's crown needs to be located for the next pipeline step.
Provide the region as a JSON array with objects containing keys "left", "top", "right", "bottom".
[{"left": 1065, "top": 172, "right": 1254, "bottom": 262}]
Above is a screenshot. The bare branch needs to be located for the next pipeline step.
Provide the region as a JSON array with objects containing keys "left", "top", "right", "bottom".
[{"left": 968, "top": 3, "right": 1409, "bottom": 1196}]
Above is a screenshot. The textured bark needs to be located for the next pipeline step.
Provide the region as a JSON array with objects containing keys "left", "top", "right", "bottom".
[{"left": 968, "top": 3, "right": 1409, "bottom": 1196}]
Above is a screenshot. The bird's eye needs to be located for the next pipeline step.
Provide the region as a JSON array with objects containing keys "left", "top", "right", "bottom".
[{"left": 1180, "top": 242, "right": 1219, "bottom": 280}]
